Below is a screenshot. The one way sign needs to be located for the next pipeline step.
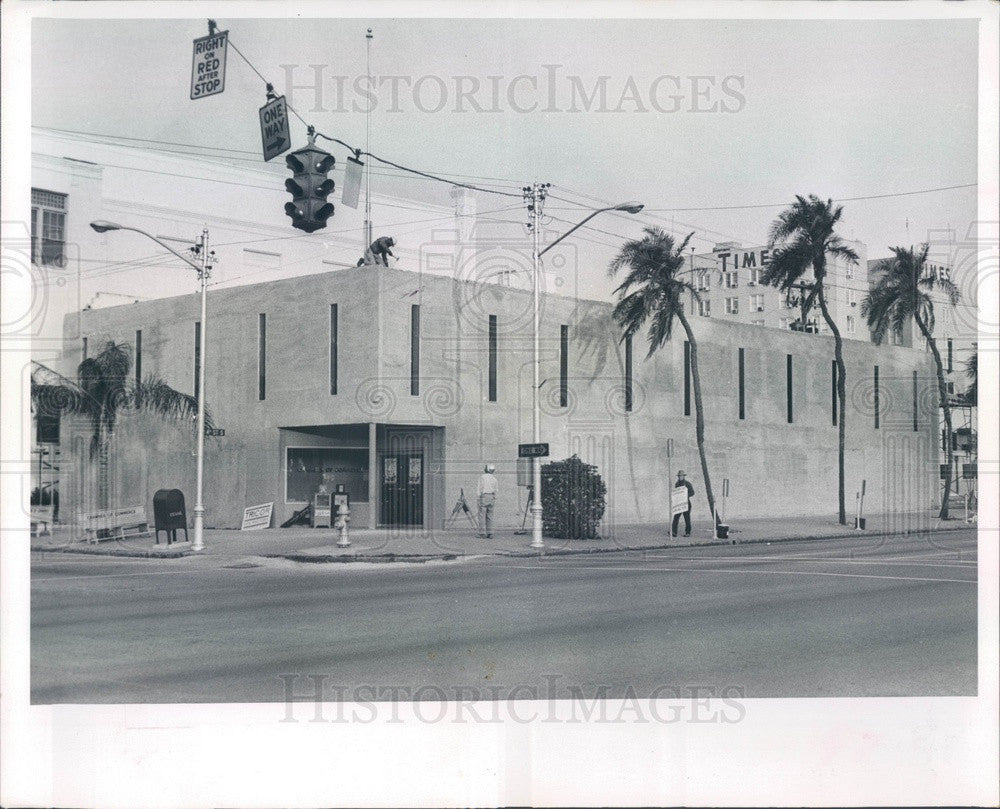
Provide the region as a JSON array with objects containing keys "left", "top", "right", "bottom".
[{"left": 259, "top": 95, "right": 290, "bottom": 161}]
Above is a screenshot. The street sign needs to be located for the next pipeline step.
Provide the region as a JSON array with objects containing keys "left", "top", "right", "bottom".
[
  {"left": 205, "top": 427, "right": 225, "bottom": 437},
  {"left": 518, "top": 442, "right": 549, "bottom": 458},
  {"left": 258, "top": 95, "right": 290, "bottom": 161},
  {"left": 190, "top": 30, "right": 228, "bottom": 100}
]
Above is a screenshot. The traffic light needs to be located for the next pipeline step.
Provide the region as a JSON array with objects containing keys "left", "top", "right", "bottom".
[{"left": 285, "top": 143, "right": 336, "bottom": 233}]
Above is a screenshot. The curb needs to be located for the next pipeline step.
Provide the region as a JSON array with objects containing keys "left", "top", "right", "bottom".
[{"left": 31, "top": 521, "right": 973, "bottom": 563}]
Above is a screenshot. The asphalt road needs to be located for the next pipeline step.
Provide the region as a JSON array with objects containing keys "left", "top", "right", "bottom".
[{"left": 30, "top": 530, "right": 978, "bottom": 703}]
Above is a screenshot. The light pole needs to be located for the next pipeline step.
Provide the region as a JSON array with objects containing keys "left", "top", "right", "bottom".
[
  {"left": 90, "top": 220, "right": 212, "bottom": 552},
  {"left": 522, "top": 188, "right": 644, "bottom": 550}
]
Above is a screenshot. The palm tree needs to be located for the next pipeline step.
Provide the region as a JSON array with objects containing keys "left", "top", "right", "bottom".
[
  {"left": 608, "top": 227, "right": 718, "bottom": 523},
  {"left": 861, "top": 244, "right": 960, "bottom": 518},
  {"left": 764, "top": 195, "right": 859, "bottom": 524},
  {"left": 31, "top": 341, "right": 206, "bottom": 510},
  {"left": 963, "top": 349, "right": 977, "bottom": 406}
]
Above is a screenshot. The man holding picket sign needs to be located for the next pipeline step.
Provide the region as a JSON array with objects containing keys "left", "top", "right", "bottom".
[{"left": 671, "top": 470, "right": 695, "bottom": 538}]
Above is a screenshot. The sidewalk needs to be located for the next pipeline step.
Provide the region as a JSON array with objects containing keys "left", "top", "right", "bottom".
[{"left": 30, "top": 509, "right": 976, "bottom": 563}]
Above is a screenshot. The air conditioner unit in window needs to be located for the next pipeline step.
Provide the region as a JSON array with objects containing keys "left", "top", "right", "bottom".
[
  {"left": 757, "top": 306, "right": 764, "bottom": 312},
  {"left": 747, "top": 281, "right": 755, "bottom": 286},
  {"left": 851, "top": 301, "right": 857, "bottom": 306}
]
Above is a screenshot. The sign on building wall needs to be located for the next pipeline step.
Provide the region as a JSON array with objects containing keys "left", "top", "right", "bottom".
[
  {"left": 190, "top": 30, "right": 228, "bottom": 99},
  {"left": 241, "top": 502, "right": 273, "bottom": 531}
]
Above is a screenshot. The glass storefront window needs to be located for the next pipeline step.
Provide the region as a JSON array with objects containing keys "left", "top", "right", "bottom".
[{"left": 286, "top": 447, "right": 368, "bottom": 503}]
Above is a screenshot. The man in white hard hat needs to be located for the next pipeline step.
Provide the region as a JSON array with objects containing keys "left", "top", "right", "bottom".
[{"left": 477, "top": 464, "right": 498, "bottom": 539}]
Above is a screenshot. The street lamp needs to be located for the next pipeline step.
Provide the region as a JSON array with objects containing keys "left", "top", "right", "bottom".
[
  {"left": 523, "top": 191, "right": 645, "bottom": 549},
  {"left": 90, "top": 220, "right": 212, "bottom": 552}
]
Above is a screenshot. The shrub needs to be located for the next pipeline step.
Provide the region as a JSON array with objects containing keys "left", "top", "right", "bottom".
[{"left": 540, "top": 454, "right": 607, "bottom": 539}]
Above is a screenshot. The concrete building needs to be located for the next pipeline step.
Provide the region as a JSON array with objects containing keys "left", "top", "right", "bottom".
[
  {"left": 57, "top": 263, "right": 940, "bottom": 532},
  {"left": 686, "top": 239, "right": 870, "bottom": 339}
]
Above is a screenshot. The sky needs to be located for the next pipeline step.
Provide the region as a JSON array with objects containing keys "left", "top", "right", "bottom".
[{"left": 29, "top": 13, "right": 979, "bottom": 273}]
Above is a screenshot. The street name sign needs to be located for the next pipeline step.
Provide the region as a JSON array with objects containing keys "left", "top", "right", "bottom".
[
  {"left": 205, "top": 427, "right": 226, "bottom": 437},
  {"left": 190, "top": 31, "right": 228, "bottom": 100},
  {"left": 518, "top": 442, "right": 549, "bottom": 458},
  {"left": 259, "top": 95, "right": 290, "bottom": 161}
]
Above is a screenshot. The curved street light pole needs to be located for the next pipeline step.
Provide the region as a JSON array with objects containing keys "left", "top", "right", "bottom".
[
  {"left": 524, "top": 194, "right": 644, "bottom": 550},
  {"left": 90, "top": 221, "right": 211, "bottom": 552}
]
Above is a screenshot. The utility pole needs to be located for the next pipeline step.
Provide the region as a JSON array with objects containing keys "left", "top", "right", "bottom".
[
  {"left": 788, "top": 280, "right": 814, "bottom": 332},
  {"left": 364, "top": 28, "right": 373, "bottom": 248},
  {"left": 525, "top": 182, "right": 547, "bottom": 550},
  {"left": 192, "top": 228, "right": 211, "bottom": 552}
]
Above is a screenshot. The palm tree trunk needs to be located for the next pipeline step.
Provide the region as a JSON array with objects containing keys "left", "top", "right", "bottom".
[
  {"left": 915, "top": 315, "right": 954, "bottom": 519},
  {"left": 676, "top": 310, "right": 718, "bottom": 524},
  {"left": 817, "top": 285, "right": 847, "bottom": 525}
]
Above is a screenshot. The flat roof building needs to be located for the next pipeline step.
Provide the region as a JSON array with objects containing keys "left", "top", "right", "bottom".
[{"left": 58, "top": 263, "right": 941, "bottom": 533}]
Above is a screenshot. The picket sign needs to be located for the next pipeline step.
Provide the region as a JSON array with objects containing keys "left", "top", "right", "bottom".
[
  {"left": 81, "top": 506, "right": 150, "bottom": 543},
  {"left": 31, "top": 506, "right": 54, "bottom": 536}
]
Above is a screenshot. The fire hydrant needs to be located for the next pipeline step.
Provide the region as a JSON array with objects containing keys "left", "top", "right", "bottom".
[{"left": 334, "top": 503, "right": 351, "bottom": 547}]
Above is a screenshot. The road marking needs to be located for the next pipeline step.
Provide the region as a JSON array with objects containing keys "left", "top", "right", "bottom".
[
  {"left": 649, "top": 555, "right": 977, "bottom": 569},
  {"left": 507, "top": 563, "right": 975, "bottom": 585}
]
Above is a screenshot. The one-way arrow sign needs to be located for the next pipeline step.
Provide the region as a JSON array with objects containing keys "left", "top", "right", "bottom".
[{"left": 259, "top": 95, "right": 290, "bottom": 162}]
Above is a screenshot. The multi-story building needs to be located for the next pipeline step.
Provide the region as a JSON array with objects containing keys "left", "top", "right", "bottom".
[{"left": 686, "top": 240, "right": 870, "bottom": 339}]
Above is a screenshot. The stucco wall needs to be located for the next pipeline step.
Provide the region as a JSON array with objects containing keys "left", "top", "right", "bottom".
[{"left": 60, "top": 264, "right": 940, "bottom": 531}]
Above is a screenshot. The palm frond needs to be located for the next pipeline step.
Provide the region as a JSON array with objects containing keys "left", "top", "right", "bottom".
[{"left": 134, "top": 377, "right": 213, "bottom": 429}]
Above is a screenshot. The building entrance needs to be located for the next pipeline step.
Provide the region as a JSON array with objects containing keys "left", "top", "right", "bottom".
[{"left": 379, "top": 452, "right": 424, "bottom": 526}]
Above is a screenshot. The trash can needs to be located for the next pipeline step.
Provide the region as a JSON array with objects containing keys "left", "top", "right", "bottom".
[
  {"left": 715, "top": 523, "right": 730, "bottom": 540},
  {"left": 153, "top": 489, "right": 188, "bottom": 545}
]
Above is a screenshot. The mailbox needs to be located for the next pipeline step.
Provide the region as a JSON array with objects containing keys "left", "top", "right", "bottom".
[
  {"left": 153, "top": 489, "right": 188, "bottom": 545},
  {"left": 312, "top": 492, "right": 332, "bottom": 528}
]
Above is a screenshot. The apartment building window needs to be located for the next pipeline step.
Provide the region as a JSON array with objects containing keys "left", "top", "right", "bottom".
[
  {"left": 779, "top": 318, "right": 790, "bottom": 331},
  {"left": 684, "top": 340, "right": 691, "bottom": 417},
  {"left": 747, "top": 267, "right": 762, "bottom": 285},
  {"left": 488, "top": 314, "right": 497, "bottom": 402},
  {"left": 725, "top": 271, "right": 739, "bottom": 289},
  {"left": 410, "top": 305, "right": 420, "bottom": 396},
  {"left": 559, "top": 325, "right": 569, "bottom": 407},
  {"left": 847, "top": 289, "right": 858, "bottom": 308},
  {"left": 947, "top": 338, "right": 953, "bottom": 372},
  {"left": 750, "top": 293, "right": 764, "bottom": 312},
  {"left": 891, "top": 327, "right": 903, "bottom": 346},
  {"left": 31, "top": 189, "right": 67, "bottom": 267},
  {"left": 257, "top": 314, "right": 267, "bottom": 401},
  {"left": 845, "top": 263, "right": 854, "bottom": 279},
  {"left": 786, "top": 354, "right": 794, "bottom": 424},
  {"left": 846, "top": 315, "right": 856, "bottom": 334},
  {"left": 624, "top": 334, "right": 633, "bottom": 413},
  {"left": 697, "top": 271, "right": 710, "bottom": 291},
  {"left": 725, "top": 296, "right": 739, "bottom": 315},
  {"left": 329, "top": 304, "right": 339, "bottom": 395},
  {"left": 698, "top": 298, "right": 711, "bottom": 317},
  {"left": 738, "top": 347, "right": 745, "bottom": 420}
]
